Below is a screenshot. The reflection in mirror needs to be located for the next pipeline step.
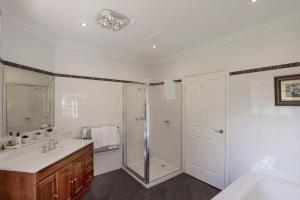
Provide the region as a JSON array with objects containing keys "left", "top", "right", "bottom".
[{"left": 3, "top": 66, "right": 55, "bottom": 137}]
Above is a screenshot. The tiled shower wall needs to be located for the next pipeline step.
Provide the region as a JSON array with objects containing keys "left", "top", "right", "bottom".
[{"left": 230, "top": 66, "right": 300, "bottom": 183}]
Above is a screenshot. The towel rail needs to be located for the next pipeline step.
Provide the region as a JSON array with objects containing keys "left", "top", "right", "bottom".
[
  {"left": 82, "top": 125, "right": 121, "bottom": 154},
  {"left": 94, "top": 146, "right": 120, "bottom": 153}
]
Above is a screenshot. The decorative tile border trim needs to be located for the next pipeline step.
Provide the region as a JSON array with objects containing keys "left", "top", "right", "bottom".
[
  {"left": 0, "top": 59, "right": 143, "bottom": 84},
  {"left": 1, "top": 59, "right": 55, "bottom": 76},
  {"left": 54, "top": 73, "right": 143, "bottom": 84},
  {"left": 0, "top": 58, "right": 183, "bottom": 85},
  {"left": 230, "top": 62, "right": 300, "bottom": 76},
  {"left": 150, "top": 80, "right": 182, "bottom": 86},
  {"left": 2, "top": 58, "right": 297, "bottom": 82}
]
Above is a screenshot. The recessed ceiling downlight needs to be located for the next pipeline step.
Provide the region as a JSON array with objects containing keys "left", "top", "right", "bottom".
[
  {"left": 250, "top": 0, "right": 257, "bottom": 3},
  {"left": 96, "top": 9, "right": 129, "bottom": 31},
  {"left": 81, "top": 22, "right": 87, "bottom": 28},
  {"left": 152, "top": 45, "right": 157, "bottom": 49}
]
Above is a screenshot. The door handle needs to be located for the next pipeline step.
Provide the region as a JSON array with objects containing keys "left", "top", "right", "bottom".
[{"left": 214, "top": 129, "right": 224, "bottom": 134}]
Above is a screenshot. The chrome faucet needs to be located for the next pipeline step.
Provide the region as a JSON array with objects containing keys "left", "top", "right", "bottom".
[
  {"left": 42, "top": 138, "right": 58, "bottom": 153},
  {"left": 48, "top": 138, "right": 58, "bottom": 150}
]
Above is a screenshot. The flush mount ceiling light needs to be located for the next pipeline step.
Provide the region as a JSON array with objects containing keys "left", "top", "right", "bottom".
[{"left": 96, "top": 9, "right": 129, "bottom": 31}]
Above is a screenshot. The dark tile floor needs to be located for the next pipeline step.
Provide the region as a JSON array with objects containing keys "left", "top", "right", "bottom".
[{"left": 81, "top": 169, "right": 220, "bottom": 200}]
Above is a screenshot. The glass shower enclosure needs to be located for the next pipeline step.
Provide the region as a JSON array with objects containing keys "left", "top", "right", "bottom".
[{"left": 123, "top": 81, "right": 182, "bottom": 186}]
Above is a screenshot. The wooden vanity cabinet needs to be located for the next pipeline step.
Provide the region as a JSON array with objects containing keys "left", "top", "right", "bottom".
[{"left": 0, "top": 143, "right": 94, "bottom": 200}]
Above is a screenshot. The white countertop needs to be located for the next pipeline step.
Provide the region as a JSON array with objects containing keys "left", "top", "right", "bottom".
[{"left": 0, "top": 138, "right": 93, "bottom": 173}]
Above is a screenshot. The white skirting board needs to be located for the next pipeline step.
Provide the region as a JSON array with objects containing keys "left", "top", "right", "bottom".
[{"left": 93, "top": 149, "right": 122, "bottom": 176}]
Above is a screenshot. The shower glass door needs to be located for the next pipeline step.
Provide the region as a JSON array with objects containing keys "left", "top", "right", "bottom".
[
  {"left": 148, "top": 82, "right": 182, "bottom": 182},
  {"left": 124, "top": 83, "right": 146, "bottom": 181}
]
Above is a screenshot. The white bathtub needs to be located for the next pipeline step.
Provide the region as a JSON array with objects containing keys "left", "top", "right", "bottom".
[{"left": 213, "top": 171, "right": 300, "bottom": 200}]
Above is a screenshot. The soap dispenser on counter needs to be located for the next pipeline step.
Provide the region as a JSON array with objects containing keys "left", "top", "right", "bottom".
[
  {"left": 15, "top": 132, "right": 21, "bottom": 145},
  {"left": 4, "top": 132, "right": 21, "bottom": 149},
  {"left": 7, "top": 132, "right": 15, "bottom": 145}
]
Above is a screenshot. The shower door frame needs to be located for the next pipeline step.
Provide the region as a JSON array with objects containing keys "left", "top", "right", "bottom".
[
  {"left": 123, "top": 82, "right": 182, "bottom": 185},
  {"left": 143, "top": 82, "right": 150, "bottom": 183},
  {"left": 123, "top": 83, "right": 150, "bottom": 184}
]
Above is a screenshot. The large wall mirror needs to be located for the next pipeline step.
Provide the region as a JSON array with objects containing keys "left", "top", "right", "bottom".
[{"left": 2, "top": 66, "right": 55, "bottom": 137}]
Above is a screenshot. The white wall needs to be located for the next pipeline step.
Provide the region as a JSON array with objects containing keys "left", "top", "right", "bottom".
[
  {"left": 0, "top": 18, "right": 55, "bottom": 72},
  {"left": 0, "top": 18, "right": 152, "bottom": 80},
  {"left": 230, "top": 67, "right": 300, "bottom": 184},
  {"left": 153, "top": 21, "right": 300, "bottom": 79},
  {"left": 54, "top": 42, "right": 153, "bottom": 81},
  {"left": 0, "top": 14, "right": 3, "bottom": 138},
  {"left": 153, "top": 20, "right": 300, "bottom": 184},
  {"left": 55, "top": 77, "right": 123, "bottom": 175},
  {"left": 0, "top": 12, "right": 3, "bottom": 57}
]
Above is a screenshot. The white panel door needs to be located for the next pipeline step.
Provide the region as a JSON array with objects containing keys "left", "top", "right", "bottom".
[{"left": 185, "top": 71, "right": 226, "bottom": 189}]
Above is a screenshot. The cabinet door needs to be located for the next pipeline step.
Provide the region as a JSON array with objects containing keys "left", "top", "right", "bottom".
[
  {"left": 57, "top": 164, "right": 72, "bottom": 200},
  {"left": 36, "top": 174, "right": 58, "bottom": 200},
  {"left": 72, "top": 157, "right": 85, "bottom": 196}
]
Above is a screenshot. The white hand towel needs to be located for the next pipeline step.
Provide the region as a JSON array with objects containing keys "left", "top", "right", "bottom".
[
  {"left": 90, "top": 128, "right": 103, "bottom": 149},
  {"left": 102, "top": 126, "right": 119, "bottom": 146},
  {"left": 163, "top": 80, "right": 176, "bottom": 100}
]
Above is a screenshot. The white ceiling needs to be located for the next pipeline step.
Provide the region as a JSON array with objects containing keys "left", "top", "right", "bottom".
[{"left": 1, "top": 0, "right": 300, "bottom": 63}]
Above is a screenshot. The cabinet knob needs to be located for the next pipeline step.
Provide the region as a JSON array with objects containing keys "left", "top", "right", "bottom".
[{"left": 54, "top": 194, "right": 58, "bottom": 199}]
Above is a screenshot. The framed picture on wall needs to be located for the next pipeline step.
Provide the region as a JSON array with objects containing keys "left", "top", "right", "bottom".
[{"left": 275, "top": 74, "right": 300, "bottom": 106}]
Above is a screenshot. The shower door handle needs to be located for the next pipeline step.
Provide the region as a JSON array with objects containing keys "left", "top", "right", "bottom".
[{"left": 214, "top": 129, "right": 224, "bottom": 134}]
